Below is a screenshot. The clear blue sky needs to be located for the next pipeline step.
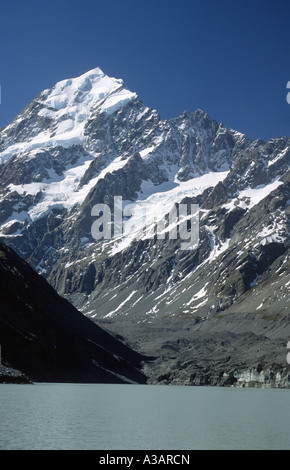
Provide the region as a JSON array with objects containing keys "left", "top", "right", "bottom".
[{"left": 0, "top": 0, "right": 289, "bottom": 140}]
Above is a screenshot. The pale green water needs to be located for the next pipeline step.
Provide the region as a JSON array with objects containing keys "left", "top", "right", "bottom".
[{"left": 0, "top": 383, "right": 289, "bottom": 450}]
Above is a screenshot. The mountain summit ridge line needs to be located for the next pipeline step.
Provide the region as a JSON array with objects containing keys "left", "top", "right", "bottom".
[{"left": 0, "top": 68, "right": 288, "bottom": 357}]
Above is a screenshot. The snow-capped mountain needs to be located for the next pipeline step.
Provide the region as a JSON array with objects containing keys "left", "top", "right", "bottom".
[
  {"left": 0, "top": 67, "right": 289, "bottom": 333},
  {"left": 0, "top": 67, "right": 137, "bottom": 162}
]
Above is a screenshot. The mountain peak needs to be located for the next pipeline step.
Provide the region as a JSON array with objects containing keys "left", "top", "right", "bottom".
[
  {"left": 37, "top": 66, "right": 137, "bottom": 137},
  {"left": 78, "top": 66, "right": 105, "bottom": 78},
  {"left": 0, "top": 67, "right": 137, "bottom": 163},
  {"left": 39, "top": 67, "right": 124, "bottom": 112}
]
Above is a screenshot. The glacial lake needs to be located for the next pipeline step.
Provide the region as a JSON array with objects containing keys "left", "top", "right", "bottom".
[{"left": 0, "top": 383, "right": 289, "bottom": 450}]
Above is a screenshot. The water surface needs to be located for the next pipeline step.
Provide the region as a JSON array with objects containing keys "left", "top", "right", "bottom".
[{"left": 0, "top": 383, "right": 289, "bottom": 450}]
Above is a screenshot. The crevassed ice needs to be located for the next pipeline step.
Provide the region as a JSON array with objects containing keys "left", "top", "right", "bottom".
[{"left": 109, "top": 171, "right": 230, "bottom": 256}]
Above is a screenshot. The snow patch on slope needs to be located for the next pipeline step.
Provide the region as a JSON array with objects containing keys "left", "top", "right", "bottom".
[
  {"left": 5, "top": 154, "right": 129, "bottom": 225},
  {"left": 222, "top": 179, "right": 283, "bottom": 212}
]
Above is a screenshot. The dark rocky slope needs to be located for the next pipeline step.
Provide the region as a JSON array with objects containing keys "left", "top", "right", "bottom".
[
  {"left": 0, "top": 243, "right": 147, "bottom": 384},
  {"left": 0, "top": 365, "right": 31, "bottom": 384}
]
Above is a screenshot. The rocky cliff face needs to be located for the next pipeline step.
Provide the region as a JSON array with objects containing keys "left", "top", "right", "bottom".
[
  {"left": 0, "top": 242, "right": 147, "bottom": 384},
  {"left": 0, "top": 67, "right": 289, "bottom": 387}
]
